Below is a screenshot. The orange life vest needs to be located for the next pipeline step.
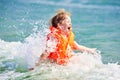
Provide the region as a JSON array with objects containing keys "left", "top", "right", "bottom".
[{"left": 47, "top": 26, "right": 74, "bottom": 64}]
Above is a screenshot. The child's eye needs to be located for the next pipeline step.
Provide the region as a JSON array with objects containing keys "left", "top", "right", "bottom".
[{"left": 66, "top": 20, "right": 69, "bottom": 22}]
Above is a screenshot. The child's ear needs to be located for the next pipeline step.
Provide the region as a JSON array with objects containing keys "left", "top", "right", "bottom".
[{"left": 57, "top": 23, "right": 63, "bottom": 30}]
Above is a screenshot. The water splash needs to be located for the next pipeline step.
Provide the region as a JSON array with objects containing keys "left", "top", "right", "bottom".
[
  {"left": 0, "top": 32, "right": 120, "bottom": 80},
  {"left": 0, "top": 25, "right": 48, "bottom": 72},
  {"left": 0, "top": 22, "right": 120, "bottom": 80},
  {"left": 9, "top": 53, "right": 120, "bottom": 80}
]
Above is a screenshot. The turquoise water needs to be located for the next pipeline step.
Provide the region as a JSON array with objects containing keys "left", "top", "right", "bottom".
[{"left": 0, "top": 0, "right": 120, "bottom": 80}]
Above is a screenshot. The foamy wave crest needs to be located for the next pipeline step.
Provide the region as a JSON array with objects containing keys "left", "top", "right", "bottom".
[
  {"left": 10, "top": 52, "right": 120, "bottom": 80},
  {"left": 0, "top": 25, "right": 49, "bottom": 72},
  {"left": 1, "top": 36, "right": 120, "bottom": 80},
  {"left": 0, "top": 19, "right": 120, "bottom": 79}
]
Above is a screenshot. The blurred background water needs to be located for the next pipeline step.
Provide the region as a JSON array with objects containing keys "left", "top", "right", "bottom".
[{"left": 0, "top": 0, "right": 120, "bottom": 80}]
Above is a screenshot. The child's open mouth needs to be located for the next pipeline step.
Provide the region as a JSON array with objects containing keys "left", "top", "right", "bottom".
[{"left": 68, "top": 27, "right": 71, "bottom": 30}]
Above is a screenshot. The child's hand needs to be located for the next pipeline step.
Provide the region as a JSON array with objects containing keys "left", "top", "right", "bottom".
[{"left": 85, "top": 48, "right": 98, "bottom": 54}]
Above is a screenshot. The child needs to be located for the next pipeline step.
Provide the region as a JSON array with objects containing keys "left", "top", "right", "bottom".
[{"left": 38, "top": 9, "right": 97, "bottom": 65}]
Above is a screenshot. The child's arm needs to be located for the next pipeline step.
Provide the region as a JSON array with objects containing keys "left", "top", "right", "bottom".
[
  {"left": 72, "top": 41, "right": 97, "bottom": 53},
  {"left": 37, "top": 36, "right": 58, "bottom": 65},
  {"left": 39, "top": 50, "right": 49, "bottom": 62}
]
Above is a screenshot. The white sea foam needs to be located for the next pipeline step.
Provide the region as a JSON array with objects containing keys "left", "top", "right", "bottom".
[
  {"left": 0, "top": 27, "right": 120, "bottom": 80},
  {"left": 12, "top": 52, "right": 120, "bottom": 80},
  {"left": 0, "top": 28, "right": 47, "bottom": 70}
]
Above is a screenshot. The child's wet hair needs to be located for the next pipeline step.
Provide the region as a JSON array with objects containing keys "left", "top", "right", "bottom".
[{"left": 50, "top": 9, "right": 71, "bottom": 28}]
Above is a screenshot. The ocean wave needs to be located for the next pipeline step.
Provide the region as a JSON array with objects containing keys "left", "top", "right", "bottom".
[
  {"left": 0, "top": 28, "right": 47, "bottom": 72},
  {"left": 0, "top": 31, "right": 120, "bottom": 80},
  {"left": 3, "top": 53, "right": 120, "bottom": 80},
  {"left": 0, "top": 18, "right": 120, "bottom": 80}
]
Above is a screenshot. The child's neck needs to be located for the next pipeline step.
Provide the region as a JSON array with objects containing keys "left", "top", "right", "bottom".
[{"left": 61, "top": 31, "right": 69, "bottom": 39}]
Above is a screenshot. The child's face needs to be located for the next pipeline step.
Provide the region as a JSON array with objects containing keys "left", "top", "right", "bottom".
[{"left": 58, "top": 15, "right": 72, "bottom": 36}]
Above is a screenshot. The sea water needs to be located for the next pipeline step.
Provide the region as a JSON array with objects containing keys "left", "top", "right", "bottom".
[{"left": 0, "top": 0, "right": 120, "bottom": 80}]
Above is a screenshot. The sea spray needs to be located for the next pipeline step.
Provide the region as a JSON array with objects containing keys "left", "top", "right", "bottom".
[
  {"left": 0, "top": 26, "right": 120, "bottom": 80},
  {"left": 12, "top": 52, "right": 120, "bottom": 80},
  {"left": 0, "top": 29, "right": 120, "bottom": 80},
  {"left": 0, "top": 25, "right": 48, "bottom": 72}
]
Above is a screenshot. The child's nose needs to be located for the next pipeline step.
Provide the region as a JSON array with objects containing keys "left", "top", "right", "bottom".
[{"left": 69, "top": 23, "right": 72, "bottom": 26}]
